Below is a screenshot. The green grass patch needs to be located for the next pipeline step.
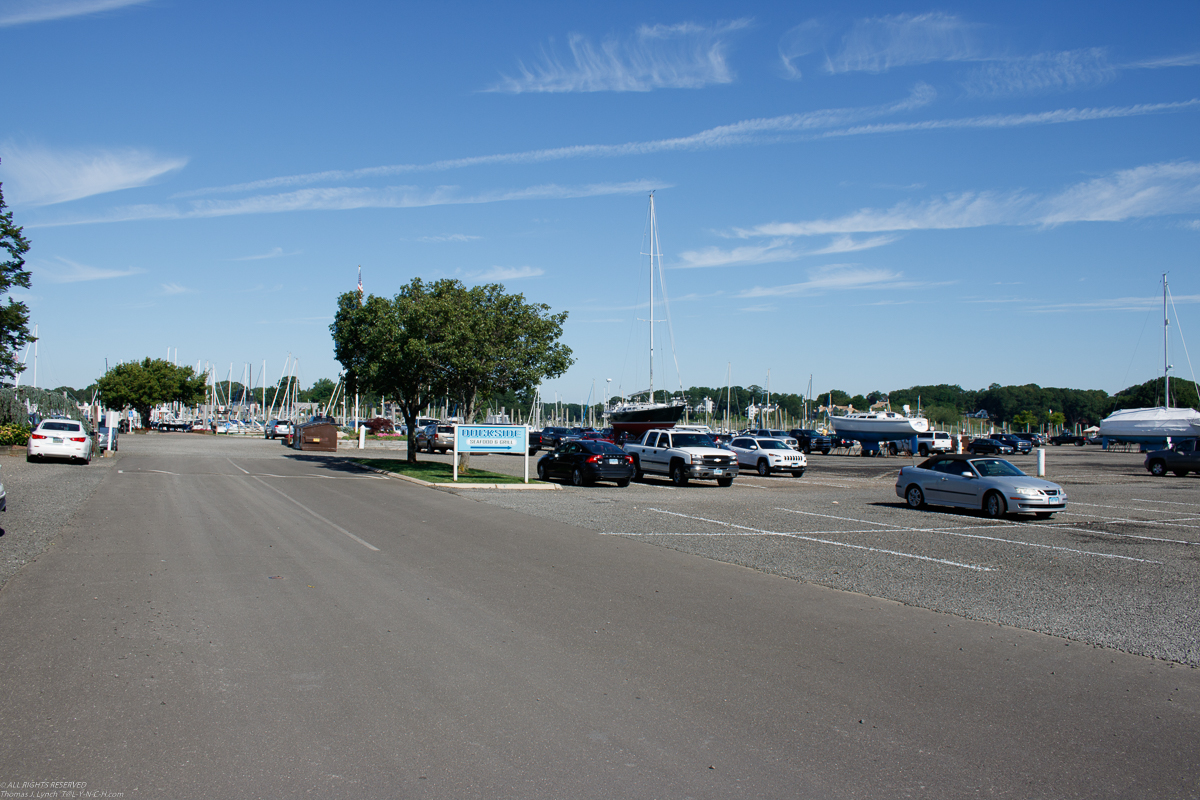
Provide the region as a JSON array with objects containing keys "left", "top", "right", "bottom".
[{"left": 353, "top": 458, "right": 528, "bottom": 484}]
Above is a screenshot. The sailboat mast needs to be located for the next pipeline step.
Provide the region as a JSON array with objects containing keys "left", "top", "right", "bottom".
[
  {"left": 1164, "top": 273, "right": 1170, "bottom": 409},
  {"left": 648, "top": 193, "right": 655, "bottom": 404}
]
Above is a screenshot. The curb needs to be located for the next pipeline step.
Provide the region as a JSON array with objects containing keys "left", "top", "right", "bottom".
[{"left": 359, "top": 463, "right": 562, "bottom": 490}]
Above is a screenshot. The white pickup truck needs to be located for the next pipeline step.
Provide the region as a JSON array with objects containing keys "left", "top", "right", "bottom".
[
  {"left": 915, "top": 430, "right": 954, "bottom": 456},
  {"left": 623, "top": 429, "right": 738, "bottom": 486}
]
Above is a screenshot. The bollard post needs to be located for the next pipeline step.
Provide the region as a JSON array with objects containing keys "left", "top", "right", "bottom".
[
  {"left": 1037, "top": 447, "right": 1046, "bottom": 477},
  {"left": 359, "top": 425, "right": 366, "bottom": 449}
]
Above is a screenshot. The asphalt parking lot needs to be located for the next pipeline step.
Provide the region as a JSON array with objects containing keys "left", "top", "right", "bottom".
[{"left": 391, "top": 444, "right": 1200, "bottom": 667}]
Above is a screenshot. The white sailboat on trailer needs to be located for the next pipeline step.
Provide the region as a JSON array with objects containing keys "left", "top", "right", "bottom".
[{"left": 1099, "top": 275, "right": 1200, "bottom": 444}]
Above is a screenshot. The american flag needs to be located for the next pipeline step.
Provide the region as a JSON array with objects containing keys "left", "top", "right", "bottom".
[{"left": 357, "top": 267, "right": 363, "bottom": 300}]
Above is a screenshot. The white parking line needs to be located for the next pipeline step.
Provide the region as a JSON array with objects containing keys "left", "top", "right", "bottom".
[
  {"left": 1133, "top": 498, "right": 1200, "bottom": 508},
  {"left": 227, "top": 458, "right": 380, "bottom": 551},
  {"left": 773, "top": 507, "right": 1161, "bottom": 564},
  {"left": 645, "top": 508, "right": 995, "bottom": 572},
  {"left": 1060, "top": 509, "right": 1200, "bottom": 534}
]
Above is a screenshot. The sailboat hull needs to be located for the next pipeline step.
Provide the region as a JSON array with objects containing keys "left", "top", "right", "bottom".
[
  {"left": 609, "top": 404, "right": 686, "bottom": 436},
  {"left": 1098, "top": 407, "right": 1200, "bottom": 442}
]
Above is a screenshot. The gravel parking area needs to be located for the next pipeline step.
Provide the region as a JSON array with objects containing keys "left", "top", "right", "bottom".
[
  {"left": 417, "top": 445, "right": 1200, "bottom": 667},
  {"left": 0, "top": 447, "right": 118, "bottom": 591}
]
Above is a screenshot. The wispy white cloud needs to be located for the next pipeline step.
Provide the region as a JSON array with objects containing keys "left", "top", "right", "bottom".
[
  {"left": 675, "top": 233, "right": 897, "bottom": 268},
  {"left": 34, "top": 256, "right": 141, "bottom": 283},
  {"left": 415, "top": 233, "right": 481, "bottom": 243},
  {"left": 1128, "top": 52, "right": 1200, "bottom": 69},
  {"left": 778, "top": 19, "right": 824, "bottom": 80},
  {"left": 737, "top": 265, "right": 907, "bottom": 298},
  {"left": 0, "top": 0, "right": 151, "bottom": 27},
  {"left": 31, "top": 180, "right": 661, "bottom": 227},
  {"left": 820, "top": 99, "right": 1200, "bottom": 139},
  {"left": 824, "top": 13, "right": 982, "bottom": 74},
  {"left": 161, "top": 282, "right": 192, "bottom": 295},
  {"left": 170, "top": 92, "right": 1200, "bottom": 206},
  {"left": 1029, "top": 294, "right": 1200, "bottom": 313},
  {"left": 233, "top": 247, "right": 299, "bottom": 261},
  {"left": 469, "top": 265, "right": 544, "bottom": 282},
  {"left": 176, "top": 87, "right": 935, "bottom": 198},
  {"left": 489, "top": 20, "right": 750, "bottom": 93},
  {"left": 736, "top": 160, "right": 1200, "bottom": 239},
  {"left": 1, "top": 142, "right": 186, "bottom": 206},
  {"left": 962, "top": 48, "right": 1117, "bottom": 97}
]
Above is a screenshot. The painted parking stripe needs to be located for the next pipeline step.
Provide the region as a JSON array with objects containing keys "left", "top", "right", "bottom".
[
  {"left": 774, "top": 507, "right": 1161, "bottom": 564},
  {"left": 645, "top": 508, "right": 995, "bottom": 572},
  {"left": 1133, "top": 498, "right": 1200, "bottom": 507}
]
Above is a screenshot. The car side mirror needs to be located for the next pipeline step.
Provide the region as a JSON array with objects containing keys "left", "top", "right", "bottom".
[{"left": 962, "top": 471, "right": 975, "bottom": 478}]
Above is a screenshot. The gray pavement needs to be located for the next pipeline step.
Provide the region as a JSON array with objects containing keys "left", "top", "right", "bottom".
[{"left": 0, "top": 434, "right": 1196, "bottom": 798}]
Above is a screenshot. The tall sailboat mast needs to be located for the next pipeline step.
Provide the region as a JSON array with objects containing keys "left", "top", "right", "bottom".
[
  {"left": 1164, "top": 273, "right": 1170, "bottom": 409},
  {"left": 648, "top": 192, "right": 657, "bottom": 404}
]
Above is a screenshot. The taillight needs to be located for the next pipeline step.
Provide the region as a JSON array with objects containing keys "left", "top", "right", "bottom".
[
  {"left": 69, "top": 436, "right": 86, "bottom": 442},
  {"left": 586, "top": 455, "right": 602, "bottom": 463},
  {"left": 31, "top": 433, "right": 46, "bottom": 440}
]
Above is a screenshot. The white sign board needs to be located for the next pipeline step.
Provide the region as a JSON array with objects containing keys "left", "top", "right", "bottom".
[{"left": 452, "top": 424, "right": 530, "bottom": 482}]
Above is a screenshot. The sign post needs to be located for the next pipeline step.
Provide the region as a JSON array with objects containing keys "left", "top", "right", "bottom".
[{"left": 452, "top": 424, "right": 530, "bottom": 483}]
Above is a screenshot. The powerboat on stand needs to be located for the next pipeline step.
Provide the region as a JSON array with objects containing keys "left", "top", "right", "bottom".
[{"left": 831, "top": 410, "right": 930, "bottom": 454}]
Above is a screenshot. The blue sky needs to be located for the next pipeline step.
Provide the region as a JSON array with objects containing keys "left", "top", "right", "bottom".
[{"left": 2, "top": 0, "right": 1198, "bottom": 405}]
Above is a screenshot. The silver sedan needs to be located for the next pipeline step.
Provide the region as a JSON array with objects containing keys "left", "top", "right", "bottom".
[{"left": 894, "top": 454, "right": 1067, "bottom": 519}]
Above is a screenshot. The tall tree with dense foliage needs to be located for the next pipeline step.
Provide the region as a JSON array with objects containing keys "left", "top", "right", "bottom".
[
  {"left": 0, "top": 172, "right": 35, "bottom": 381},
  {"left": 97, "top": 358, "right": 208, "bottom": 429},
  {"left": 332, "top": 280, "right": 451, "bottom": 463},
  {"left": 437, "top": 280, "right": 573, "bottom": 470},
  {"left": 331, "top": 278, "right": 573, "bottom": 467}
]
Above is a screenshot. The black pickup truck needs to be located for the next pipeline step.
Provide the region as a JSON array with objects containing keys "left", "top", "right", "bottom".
[{"left": 1049, "top": 433, "right": 1087, "bottom": 446}]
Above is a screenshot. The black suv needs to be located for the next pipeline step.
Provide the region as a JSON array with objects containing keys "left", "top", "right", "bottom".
[
  {"left": 789, "top": 428, "right": 832, "bottom": 455},
  {"left": 539, "top": 426, "right": 571, "bottom": 449},
  {"left": 991, "top": 433, "right": 1033, "bottom": 454}
]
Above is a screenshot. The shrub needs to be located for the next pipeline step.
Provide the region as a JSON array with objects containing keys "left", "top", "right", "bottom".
[{"left": 0, "top": 423, "right": 31, "bottom": 446}]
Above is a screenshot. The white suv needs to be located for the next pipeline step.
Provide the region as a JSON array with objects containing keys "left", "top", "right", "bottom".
[{"left": 729, "top": 436, "right": 806, "bottom": 477}]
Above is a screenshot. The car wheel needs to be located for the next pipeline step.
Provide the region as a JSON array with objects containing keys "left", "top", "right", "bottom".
[
  {"left": 888, "top": 443, "right": 899, "bottom": 456},
  {"left": 1034, "top": 512, "right": 1053, "bottom": 519},
  {"left": 537, "top": 462, "right": 549, "bottom": 481},
  {"left": 615, "top": 478, "right": 631, "bottom": 488},
  {"left": 528, "top": 448, "right": 538, "bottom": 456},
  {"left": 632, "top": 457, "right": 644, "bottom": 482},
  {"left": 803, "top": 446, "right": 812, "bottom": 455},
  {"left": 918, "top": 445, "right": 928, "bottom": 457},
  {"left": 1173, "top": 469, "right": 1189, "bottom": 477},
  {"left": 905, "top": 485, "right": 926, "bottom": 508},
  {"left": 572, "top": 468, "right": 588, "bottom": 487},
  {"left": 1075, "top": 440, "right": 1085, "bottom": 446},
  {"left": 982, "top": 491, "right": 1007, "bottom": 519},
  {"left": 821, "top": 449, "right": 831, "bottom": 455},
  {"left": 792, "top": 469, "right": 804, "bottom": 477},
  {"left": 717, "top": 477, "right": 734, "bottom": 487},
  {"left": 670, "top": 464, "right": 689, "bottom": 486},
  {"left": 1148, "top": 459, "right": 1167, "bottom": 477},
  {"left": 757, "top": 460, "right": 770, "bottom": 477}
]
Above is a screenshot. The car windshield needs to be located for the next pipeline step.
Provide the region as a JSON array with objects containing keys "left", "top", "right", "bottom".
[
  {"left": 586, "top": 442, "right": 626, "bottom": 454},
  {"left": 757, "top": 440, "right": 790, "bottom": 450},
  {"left": 41, "top": 422, "right": 81, "bottom": 432},
  {"left": 670, "top": 433, "right": 715, "bottom": 448},
  {"left": 969, "top": 458, "right": 1025, "bottom": 477}
]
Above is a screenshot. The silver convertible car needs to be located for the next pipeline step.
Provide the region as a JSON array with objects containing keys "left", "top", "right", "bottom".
[{"left": 895, "top": 454, "right": 1067, "bottom": 519}]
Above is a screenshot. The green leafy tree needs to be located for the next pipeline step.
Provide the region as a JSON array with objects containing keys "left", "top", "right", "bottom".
[
  {"left": 97, "top": 358, "right": 207, "bottom": 429},
  {"left": 332, "top": 281, "right": 449, "bottom": 463},
  {"left": 302, "top": 377, "right": 337, "bottom": 407},
  {"left": 0, "top": 173, "right": 35, "bottom": 380},
  {"left": 437, "top": 281, "right": 573, "bottom": 470},
  {"left": 1012, "top": 410, "right": 1038, "bottom": 431}
]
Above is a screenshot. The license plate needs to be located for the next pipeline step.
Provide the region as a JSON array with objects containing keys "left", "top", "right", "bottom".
[
  {"left": 607, "top": 458, "right": 619, "bottom": 464},
  {"left": 713, "top": 469, "right": 723, "bottom": 475},
  {"left": 52, "top": 437, "right": 63, "bottom": 444}
]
